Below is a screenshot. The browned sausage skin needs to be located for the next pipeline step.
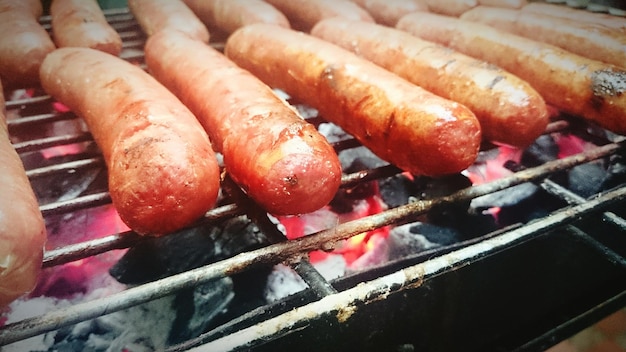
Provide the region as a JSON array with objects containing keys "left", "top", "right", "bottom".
[
  {"left": 51, "top": 0, "right": 123, "bottom": 55},
  {"left": 262, "top": 0, "right": 374, "bottom": 32},
  {"left": 182, "top": 0, "right": 290, "bottom": 35},
  {"left": 225, "top": 24, "right": 482, "bottom": 177},
  {"left": 0, "top": 0, "right": 56, "bottom": 89},
  {"left": 397, "top": 12, "right": 626, "bottom": 136},
  {"left": 0, "top": 79, "right": 47, "bottom": 307},
  {"left": 40, "top": 48, "right": 221, "bottom": 236},
  {"left": 311, "top": 18, "right": 549, "bottom": 148},
  {"left": 145, "top": 31, "right": 342, "bottom": 215},
  {"left": 129, "top": 0, "right": 210, "bottom": 42},
  {"left": 461, "top": 6, "right": 626, "bottom": 69}
]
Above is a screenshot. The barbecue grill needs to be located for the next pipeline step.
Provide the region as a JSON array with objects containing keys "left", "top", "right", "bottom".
[{"left": 1, "top": 7, "right": 626, "bottom": 352}]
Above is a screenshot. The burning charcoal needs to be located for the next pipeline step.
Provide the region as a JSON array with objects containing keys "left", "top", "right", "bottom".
[
  {"left": 568, "top": 161, "right": 607, "bottom": 198},
  {"left": 387, "top": 222, "right": 461, "bottom": 261},
  {"left": 414, "top": 174, "right": 474, "bottom": 227},
  {"left": 520, "top": 134, "right": 559, "bottom": 167},
  {"left": 339, "top": 146, "right": 387, "bottom": 171},
  {"left": 168, "top": 278, "right": 234, "bottom": 345},
  {"left": 378, "top": 174, "right": 416, "bottom": 208},
  {"left": 602, "top": 153, "right": 626, "bottom": 190},
  {"left": 110, "top": 216, "right": 268, "bottom": 285},
  {"left": 471, "top": 183, "right": 540, "bottom": 209}
]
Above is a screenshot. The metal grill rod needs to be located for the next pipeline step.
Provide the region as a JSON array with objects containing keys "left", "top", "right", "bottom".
[
  {"left": 186, "top": 186, "right": 626, "bottom": 352},
  {"left": 1, "top": 142, "right": 624, "bottom": 346}
]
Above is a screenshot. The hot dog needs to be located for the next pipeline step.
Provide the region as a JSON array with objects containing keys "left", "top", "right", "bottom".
[
  {"left": 311, "top": 18, "right": 549, "bottom": 147},
  {"left": 397, "top": 12, "right": 626, "bottom": 136},
  {"left": 50, "top": 0, "right": 122, "bottom": 56},
  {"left": 225, "top": 24, "right": 482, "bottom": 177},
  {"left": 461, "top": 6, "right": 626, "bottom": 69},
  {"left": 422, "top": 0, "right": 477, "bottom": 17},
  {"left": 346, "top": 0, "right": 427, "bottom": 26},
  {"left": 477, "top": 0, "right": 526, "bottom": 8},
  {"left": 0, "top": 79, "right": 47, "bottom": 307},
  {"left": 262, "top": 0, "right": 374, "bottom": 32},
  {"left": 128, "top": 0, "right": 210, "bottom": 42},
  {"left": 0, "top": 0, "right": 56, "bottom": 89},
  {"left": 39, "top": 48, "right": 221, "bottom": 236},
  {"left": 182, "top": 0, "right": 290, "bottom": 35},
  {"left": 521, "top": 2, "right": 626, "bottom": 33},
  {"left": 144, "top": 31, "right": 342, "bottom": 215}
]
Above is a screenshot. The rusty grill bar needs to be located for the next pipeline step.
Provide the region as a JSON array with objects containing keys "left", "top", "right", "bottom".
[{"left": 1, "top": 7, "right": 626, "bottom": 352}]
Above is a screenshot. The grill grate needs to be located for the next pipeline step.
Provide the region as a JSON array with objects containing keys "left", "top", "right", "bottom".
[{"left": 1, "top": 7, "right": 626, "bottom": 351}]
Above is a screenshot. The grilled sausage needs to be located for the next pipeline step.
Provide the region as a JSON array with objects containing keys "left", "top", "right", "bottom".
[
  {"left": 225, "top": 24, "right": 482, "bottom": 177},
  {"left": 50, "top": 0, "right": 122, "bottom": 55},
  {"left": 128, "top": 0, "right": 210, "bottom": 42},
  {"left": 0, "top": 79, "right": 47, "bottom": 307},
  {"left": 397, "top": 12, "right": 626, "bottom": 136},
  {"left": 262, "top": 0, "right": 374, "bottom": 32},
  {"left": 422, "top": 0, "right": 477, "bottom": 17},
  {"left": 311, "top": 18, "right": 549, "bottom": 147},
  {"left": 477, "top": 0, "right": 526, "bottom": 8},
  {"left": 182, "top": 0, "right": 290, "bottom": 35},
  {"left": 145, "top": 31, "right": 342, "bottom": 215},
  {"left": 39, "top": 48, "right": 221, "bottom": 236},
  {"left": 461, "top": 6, "right": 626, "bottom": 69},
  {"left": 347, "top": 0, "right": 427, "bottom": 26},
  {"left": 521, "top": 2, "right": 626, "bottom": 33},
  {"left": 0, "top": 0, "right": 56, "bottom": 89}
]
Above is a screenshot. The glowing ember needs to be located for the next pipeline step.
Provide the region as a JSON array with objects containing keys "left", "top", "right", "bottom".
[{"left": 279, "top": 188, "right": 389, "bottom": 268}]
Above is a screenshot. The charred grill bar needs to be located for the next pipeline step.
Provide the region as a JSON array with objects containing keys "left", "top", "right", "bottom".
[{"left": 1, "top": 7, "right": 626, "bottom": 352}]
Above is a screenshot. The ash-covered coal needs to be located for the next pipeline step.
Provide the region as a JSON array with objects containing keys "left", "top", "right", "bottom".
[
  {"left": 40, "top": 278, "right": 233, "bottom": 351},
  {"left": 387, "top": 222, "right": 462, "bottom": 261},
  {"left": 109, "top": 215, "right": 268, "bottom": 285}
]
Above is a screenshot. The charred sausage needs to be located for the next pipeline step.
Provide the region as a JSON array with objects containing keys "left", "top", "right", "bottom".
[
  {"left": 397, "top": 12, "right": 626, "bottom": 136},
  {"left": 311, "top": 18, "right": 549, "bottom": 147},
  {"left": 225, "top": 24, "right": 482, "bottom": 177}
]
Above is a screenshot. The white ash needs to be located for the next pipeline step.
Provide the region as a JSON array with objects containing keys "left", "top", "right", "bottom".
[{"left": 264, "top": 255, "right": 347, "bottom": 303}]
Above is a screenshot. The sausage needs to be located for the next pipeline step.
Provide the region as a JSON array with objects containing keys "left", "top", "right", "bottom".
[
  {"left": 477, "top": 0, "right": 526, "bottom": 8},
  {"left": 225, "top": 24, "right": 482, "bottom": 177},
  {"left": 144, "top": 31, "right": 342, "bottom": 215},
  {"left": 396, "top": 12, "right": 626, "bottom": 136},
  {"left": 461, "top": 6, "right": 626, "bottom": 69},
  {"left": 311, "top": 18, "right": 549, "bottom": 147},
  {"left": 0, "top": 0, "right": 56, "bottom": 89},
  {"left": 128, "top": 0, "right": 210, "bottom": 42},
  {"left": 0, "top": 79, "right": 47, "bottom": 307},
  {"left": 182, "top": 0, "right": 290, "bottom": 35},
  {"left": 346, "top": 0, "right": 427, "bottom": 26},
  {"left": 262, "top": 0, "right": 374, "bottom": 32},
  {"left": 39, "top": 48, "right": 221, "bottom": 236},
  {"left": 422, "top": 0, "right": 478, "bottom": 17},
  {"left": 521, "top": 2, "right": 626, "bottom": 33},
  {"left": 51, "top": 0, "right": 122, "bottom": 56}
]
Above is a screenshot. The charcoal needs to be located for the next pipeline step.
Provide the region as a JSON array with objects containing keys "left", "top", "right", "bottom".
[
  {"left": 601, "top": 153, "right": 626, "bottom": 191},
  {"left": 387, "top": 222, "right": 461, "bottom": 260},
  {"left": 521, "top": 134, "right": 559, "bottom": 167},
  {"left": 109, "top": 216, "right": 267, "bottom": 285},
  {"left": 378, "top": 174, "right": 416, "bottom": 208},
  {"left": 568, "top": 162, "right": 607, "bottom": 198},
  {"left": 168, "top": 278, "right": 234, "bottom": 345},
  {"left": 470, "top": 183, "right": 539, "bottom": 209}
]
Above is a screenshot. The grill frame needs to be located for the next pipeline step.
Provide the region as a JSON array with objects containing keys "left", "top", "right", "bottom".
[{"left": 1, "top": 7, "right": 626, "bottom": 351}]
